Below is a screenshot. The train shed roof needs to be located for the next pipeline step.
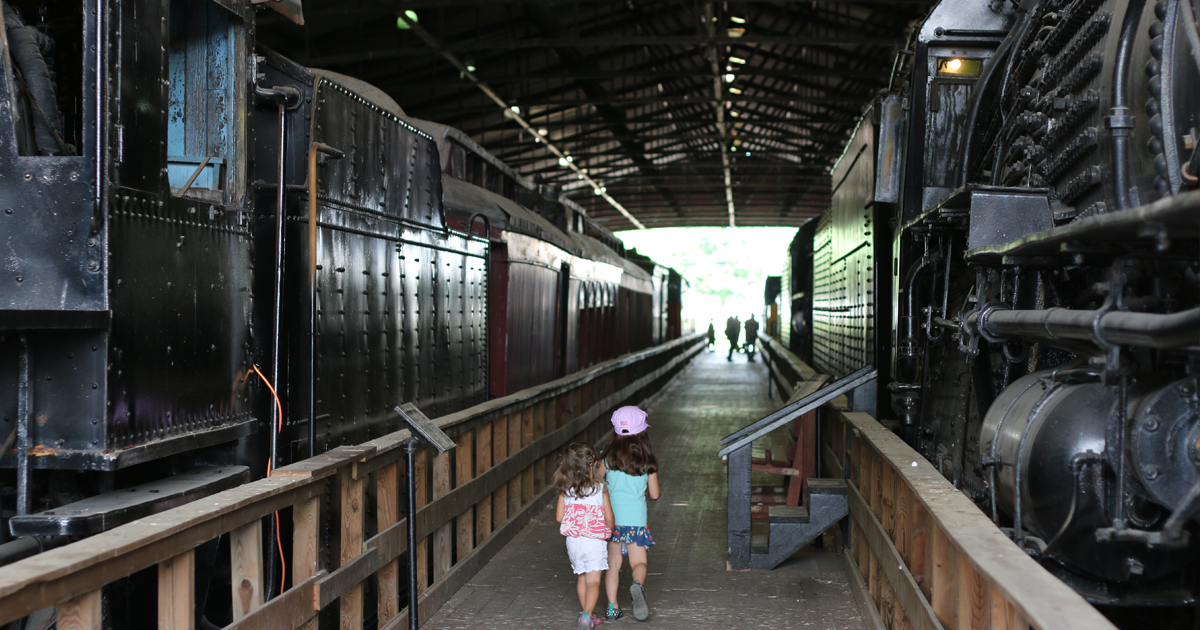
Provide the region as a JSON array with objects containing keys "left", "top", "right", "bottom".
[{"left": 259, "top": 0, "right": 934, "bottom": 231}]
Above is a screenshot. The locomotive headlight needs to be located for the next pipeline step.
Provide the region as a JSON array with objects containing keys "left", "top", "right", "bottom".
[{"left": 937, "top": 57, "right": 982, "bottom": 76}]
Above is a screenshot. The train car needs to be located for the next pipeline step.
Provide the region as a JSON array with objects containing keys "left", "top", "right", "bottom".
[
  {"left": 403, "top": 117, "right": 670, "bottom": 397},
  {"left": 785, "top": 0, "right": 1200, "bottom": 624},
  {"left": 0, "top": 3, "right": 685, "bottom": 617}
]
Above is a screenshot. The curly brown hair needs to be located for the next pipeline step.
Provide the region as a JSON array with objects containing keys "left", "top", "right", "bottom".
[
  {"left": 554, "top": 443, "right": 600, "bottom": 498},
  {"left": 600, "top": 431, "right": 658, "bottom": 476}
]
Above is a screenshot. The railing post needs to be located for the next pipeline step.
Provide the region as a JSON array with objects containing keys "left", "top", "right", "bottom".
[
  {"left": 456, "top": 431, "right": 476, "bottom": 561},
  {"left": 339, "top": 468, "right": 364, "bottom": 629},
  {"left": 432, "top": 449, "right": 452, "bottom": 582},
  {"left": 294, "top": 495, "right": 321, "bottom": 630},
  {"left": 492, "top": 416, "right": 508, "bottom": 526},
  {"left": 377, "top": 463, "right": 401, "bottom": 626},
  {"left": 231, "top": 520, "right": 264, "bottom": 621},
  {"left": 58, "top": 589, "right": 101, "bottom": 630},
  {"left": 475, "top": 422, "right": 494, "bottom": 545},
  {"left": 158, "top": 551, "right": 194, "bottom": 630},
  {"left": 726, "top": 444, "right": 752, "bottom": 570}
]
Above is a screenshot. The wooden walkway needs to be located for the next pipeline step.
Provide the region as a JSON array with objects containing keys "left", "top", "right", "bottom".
[{"left": 423, "top": 350, "right": 868, "bottom": 630}]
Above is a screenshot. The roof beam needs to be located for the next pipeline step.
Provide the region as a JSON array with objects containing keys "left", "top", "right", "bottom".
[{"left": 395, "top": 11, "right": 646, "bottom": 229}]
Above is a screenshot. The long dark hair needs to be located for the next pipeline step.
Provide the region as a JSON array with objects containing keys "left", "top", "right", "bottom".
[
  {"left": 554, "top": 443, "right": 600, "bottom": 498},
  {"left": 601, "top": 431, "right": 658, "bottom": 476}
]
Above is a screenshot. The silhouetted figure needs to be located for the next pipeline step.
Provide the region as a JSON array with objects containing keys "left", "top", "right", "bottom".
[
  {"left": 706, "top": 321, "right": 716, "bottom": 350},
  {"left": 725, "top": 316, "right": 741, "bottom": 361},
  {"left": 744, "top": 315, "right": 759, "bottom": 362}
]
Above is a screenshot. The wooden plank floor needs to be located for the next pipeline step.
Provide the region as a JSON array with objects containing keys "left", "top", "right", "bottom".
[{"left": 423, "top": 349, "right": 867, "bottom": 630}]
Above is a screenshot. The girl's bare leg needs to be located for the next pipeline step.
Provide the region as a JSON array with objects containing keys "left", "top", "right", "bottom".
[
  {"left": 582, "top": 571, "right": 602, "bottom": 613},
  {"left": 576, "top": 573, "right": 589, "bottom": 612},
  {"left": 626, "top": 543, "right": 649, "bottom": 586},
  {"left": 605, "top": 541, "right": 624, "bottom": 606}
]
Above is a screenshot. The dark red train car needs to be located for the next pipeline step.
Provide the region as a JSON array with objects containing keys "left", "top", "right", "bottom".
[{"left": 402, "top": 119, "right": 664, "bottom": 399}]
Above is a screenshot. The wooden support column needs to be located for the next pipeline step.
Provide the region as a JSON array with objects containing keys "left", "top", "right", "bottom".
[
  {"left": 532, "top": 402, "right": 546, "bottom": 492},
  {"left": 475, "top": 422, "right": 494, "bottom": 545},
  {"left": 339, "top": 469, "right": 364, "bottom": 630},
  {"left": 293, "top": 495, "right": 321, "bottom": 630},
  {"left": 456, "top": 431, "right": 476, "bottom": 562},
  {"left": 57, "top": 589, "right": 101, "bottom": 630},
  {"left": 377, "top": 462, "right": 401, "bottom": 626},
  {"left": 432, "top": 449, "right": 453, "bottom": 582},
  {"left": 508, "top": 413, "right": 521, "bottom": 514},
  {"left": 414, "top": 448, "right": 429, "bottom": 594},
  {"left": 492, "top": 416, "right": 509, "bottom": 526},
  {"left": 930, "top": 527, "right": 959, "bottom": 629},
  {"left": 231, "top": 520, "right": 264, "bottom": 621},
  {"left": 158, "top": 551, "right": 194, "bottom": 630},
  {"left": 521, "top": 407, "right": 534, "bottom": 504},
  {"left": 957, "top": 554, "right": 989, "bottom": 630}
]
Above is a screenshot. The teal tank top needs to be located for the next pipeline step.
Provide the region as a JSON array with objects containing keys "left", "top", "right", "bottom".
[{"left": 605, "top": 466, "right": 649, "bottom": 527}]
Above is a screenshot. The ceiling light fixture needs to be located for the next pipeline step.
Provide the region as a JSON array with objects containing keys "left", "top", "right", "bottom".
[
  {"left": 729, "top": 56, "right": 746, "bottom": 64},
  {"left": 730, "top": 16, "right": 745, "bottom": 23},
  {"left": 725, "top": 73, "right": 735, "bottom": 82},
  {"left": 395, "top": 10, "right": 418, "bottom": 29},
  {"left": 729, "top": 87, "right": 742, "bottom": 94}
]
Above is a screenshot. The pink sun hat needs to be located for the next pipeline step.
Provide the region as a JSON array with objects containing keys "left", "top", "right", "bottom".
[{"left": 611, "top": 406, "right": 649, "bottom": 435}]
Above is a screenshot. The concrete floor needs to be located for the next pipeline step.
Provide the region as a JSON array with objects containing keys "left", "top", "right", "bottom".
[{"left": 423, "top": 349, "right": 867, "bottom": 630}]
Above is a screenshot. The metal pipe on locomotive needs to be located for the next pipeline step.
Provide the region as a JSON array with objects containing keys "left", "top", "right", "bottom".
[
  {"left": 779, "top": 0, "right": 1200, "bottom": 622},
  {"left": 0, "top": 0, "right": 686, "bottom": 623}
]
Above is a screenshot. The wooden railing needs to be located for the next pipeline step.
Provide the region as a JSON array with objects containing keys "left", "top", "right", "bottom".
[
  {"left": 762, "top": 341, "right": 1117, "bottom": 630},
  {"left": 0, "top": 333, "right": 705, "bottom": 630}
]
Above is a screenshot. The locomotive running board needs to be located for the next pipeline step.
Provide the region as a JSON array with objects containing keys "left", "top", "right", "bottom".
[{"left": 8, "top": 466, "right": 249, "bottom": 537}]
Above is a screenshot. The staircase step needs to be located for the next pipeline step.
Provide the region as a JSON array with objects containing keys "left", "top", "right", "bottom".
[
  {"left": 768, "top": 506, "right": 809, "bottom": 524},
  {"left": 806, "top": 478, "right": 847, "bottom": 495},
  {"left": 751, "top": 534, "right": 769, "bottom": 555}
]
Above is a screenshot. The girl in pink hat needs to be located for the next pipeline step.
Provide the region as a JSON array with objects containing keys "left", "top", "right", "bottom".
[{"left": 596, "top": 405, "right": 661, "bottom": 621}]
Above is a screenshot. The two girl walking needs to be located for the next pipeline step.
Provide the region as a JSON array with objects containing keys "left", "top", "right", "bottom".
[{"left": 555, "top": 406, "right": 661, "bottom": 629}]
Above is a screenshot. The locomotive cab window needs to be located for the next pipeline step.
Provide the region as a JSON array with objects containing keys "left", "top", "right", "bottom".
[
  {"left": 1, "top": 0, "right": 84, "bottom": 156},
  {"left": 167, "top": 0, "right": 241, "bottom": 202}
]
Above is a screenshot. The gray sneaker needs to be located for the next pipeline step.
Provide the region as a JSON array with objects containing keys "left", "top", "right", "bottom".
[
  {"left": 578, "top": 612, "right": 593, "bottom": 630},
  {"left": 629, "top": 581, "right": 649, "bottom": 621}
]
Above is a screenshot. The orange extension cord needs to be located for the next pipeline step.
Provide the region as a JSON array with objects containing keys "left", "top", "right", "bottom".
[{"left": 251, "top": 364, "right": 287, "bottom": 592}]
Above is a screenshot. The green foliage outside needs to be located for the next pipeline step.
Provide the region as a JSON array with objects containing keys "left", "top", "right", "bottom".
[{"left": 615, "top": 227, "right": 798, "bottom": 326}]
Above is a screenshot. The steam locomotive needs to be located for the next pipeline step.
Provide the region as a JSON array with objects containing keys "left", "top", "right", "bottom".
[
  {"left": 0, "top": 0, "right": 684, "bottom": 594},
  {"left": 781, "top": 0, "right": 1200, "bottom": 623}
]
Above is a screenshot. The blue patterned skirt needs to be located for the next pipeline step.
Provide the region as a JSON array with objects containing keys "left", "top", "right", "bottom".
[{"left": 610, "top": 525, "right": 655, "bottom": 555}]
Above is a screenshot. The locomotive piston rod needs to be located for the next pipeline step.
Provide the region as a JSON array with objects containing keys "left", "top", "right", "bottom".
[{"left": 967, "top": 304, "right": 1200, "bottom": 350}]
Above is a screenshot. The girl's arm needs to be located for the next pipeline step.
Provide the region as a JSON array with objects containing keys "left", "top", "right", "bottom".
[
  {"left": 555, "top": 493, "right": 565, "bottom": 523},
  {"left": 603, "top": 487, "right": 615, "bottom": 530},
  {"left": 646, "top": 472, "right": 661, "bottom": 501}
]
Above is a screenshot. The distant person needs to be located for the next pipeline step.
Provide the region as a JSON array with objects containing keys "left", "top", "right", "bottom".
[
  {"left": 598, "top": 406, "right": 660, "bottom": 622},
  {"left": 725, "top": 315, "right": 741, "bottom": 361},
  {"left": 706, "top": 321, "right": 716, "bottom": 350},
  {"left": 555, "top": 443, "right": 614, "bottom": 629},
  {"left": 744, "top": 314, "right": 759, "bottom": 362}
]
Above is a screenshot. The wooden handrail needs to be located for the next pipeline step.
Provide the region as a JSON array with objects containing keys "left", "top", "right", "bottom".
[
  {"left": 0, "top": 334, "right": 706, "bottom": 629},
  {"left": 759, "top": 354, "right": 1118, "bottom": 630}
]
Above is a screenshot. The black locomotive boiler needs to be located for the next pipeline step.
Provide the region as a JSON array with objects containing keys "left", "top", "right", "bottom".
[
  {"left": 0, "top": 0, "right": 684, "bottom": 609},
  {"left": 781, "top": 0, "right": 1200, "bottom": 623}
]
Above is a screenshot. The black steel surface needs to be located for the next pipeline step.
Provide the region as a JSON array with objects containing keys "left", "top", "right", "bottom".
[{"left": 8, "top": 466, "right": 248, "bottom": 537}]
